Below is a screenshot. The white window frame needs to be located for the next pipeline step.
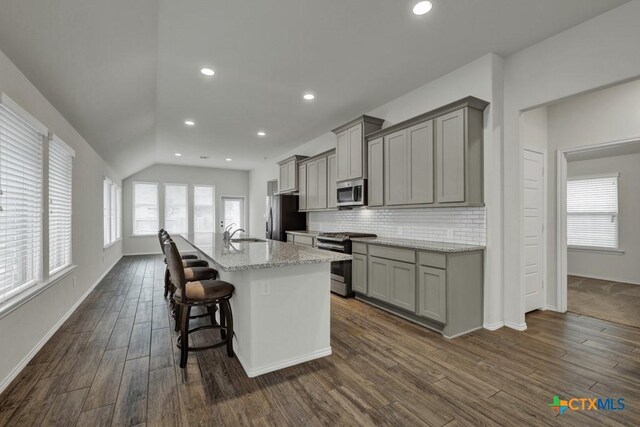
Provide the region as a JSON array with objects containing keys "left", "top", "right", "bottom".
[
  {"left": 132, "top": 181, "right": 159, "bottom": 236},
  {"left": 103, "top": 177, "right": 121, "bottom": 248},
  {"left": 567, "top": 173, "right": 620, "bottom": 252},
  {"left": 164, "top": 183, "right": 189, "bottom": 234},
  {"left": 193, "top": 185, "right": 215, "bottom": 233}
]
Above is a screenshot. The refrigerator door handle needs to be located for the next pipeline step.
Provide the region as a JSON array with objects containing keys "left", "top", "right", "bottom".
[{"left": 268, "top": 208, "right": 273, "bottom": 238}]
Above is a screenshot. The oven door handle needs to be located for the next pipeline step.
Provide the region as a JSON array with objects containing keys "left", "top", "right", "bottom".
[{"left": 317, "top": 243, "right": 347, "bottom": 252}]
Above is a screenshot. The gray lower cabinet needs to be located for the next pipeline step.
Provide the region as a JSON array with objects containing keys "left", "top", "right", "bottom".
[
  {"left": 352, "top": 253, "right": 367, "bottom": 294},
  {"left": 417, "top": 266, "right": 446, "bottom": 323},
  {"left": 367, "top": 137, "right": 384, "bottom": 206},
  {"left": 388, "top": 260, "right": 416, "bottom": 311},
  {"left": 354, "top": 242, "right": 484, "bottom": 338},
  {"left": 327, "top": 153, "right": 337, "bottom": 209}
]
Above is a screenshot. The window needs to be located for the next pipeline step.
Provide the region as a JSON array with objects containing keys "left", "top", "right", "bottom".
[
  {"left": 221, "top": 196, "right": 244, "bottom": 231},
  {"left": 103, "top": 178, "right": 121, "bottom": 246},
  {"left": 165, "top": 184, "right": 188, "bottom": 233},
  {"left": 133, "top": 182, "right": 159, "bottom": 235},
  {"left": 0, "top": 100, "right": 44, "bottom": 304},
  {"left": 194, "top": 185, "right": 214, "bottom": 232},
  {"left": 567, "top": 174, "right": 619, "bottom": 249},
  {"left": 49, "top": 136, "right": 74, "bottom": 274}
]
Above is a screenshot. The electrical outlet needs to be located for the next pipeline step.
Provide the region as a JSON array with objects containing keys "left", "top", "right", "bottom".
[
  {"left": 261, "top": 281, "right": 270, "bottom": 296},
  {"left": 446, "top": 229, "right": 454, "bottom": 239}
]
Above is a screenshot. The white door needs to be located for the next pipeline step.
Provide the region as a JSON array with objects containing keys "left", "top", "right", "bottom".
[
  {"left": 523, "top": 149, "right": 545, "bottom": 312},
  {"left": 220, "top": 196, "right": 245, "bottom": 232}
]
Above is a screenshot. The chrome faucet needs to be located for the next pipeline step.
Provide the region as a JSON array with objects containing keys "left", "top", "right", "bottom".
[{"left": 223, "top": 224, "right": 245, "bottom": 242}]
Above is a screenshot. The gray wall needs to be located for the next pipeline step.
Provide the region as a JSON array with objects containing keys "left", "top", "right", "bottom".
[
  {"left": 122, "top": 163, "right": 249, "bottom": 255},
  {"left": 567, "top": 153, "right": 640, "bottom": 284},
  {"left": 0, "top": 48, "right": 122, "bottom": 389}
]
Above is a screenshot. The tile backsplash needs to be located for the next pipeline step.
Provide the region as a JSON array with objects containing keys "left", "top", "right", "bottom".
[{"left": 308, "top": 207, "right": 486, "bottom": 245}]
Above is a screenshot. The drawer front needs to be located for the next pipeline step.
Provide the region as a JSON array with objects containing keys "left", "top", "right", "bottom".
[
  {"left": 418, "top": 251, "right": 446, "bottom": 269},
  {"left": 294, "top": 235, "right": 314, "bottom": 246},
  {"left": 286, "top": 234, "right": 294, "bottom": 243},
  {"left": 352, "top": 242, "right": 368, "bottom": 255},
  {"left": 369, "top": 245, "right": 415, "bottom": 263}
]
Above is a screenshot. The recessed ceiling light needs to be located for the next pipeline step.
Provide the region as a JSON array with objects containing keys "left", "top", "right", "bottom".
[
  {"left": 200, "top": 67, "right": 215, "bottom": 76},
  {"left": 200, "top": 155, "right": 209, "bottom": 159},
  {"left": 184, "top": 120, "right": 195, "bottom": 126},
  {"left": 174, "top": 152, "right": 182, "bottom": 157},
  {"left": 225, "top": 158, "right": 232, "bottom": 162},
  {"left": 412, "top": 1, "right": 433, "bottom": 15},
  {"left": 303, "top": 92, "right": 315, "bottom": 101},
  {"left": 257, "top": 131, "right": 266, "bottom": 137}
]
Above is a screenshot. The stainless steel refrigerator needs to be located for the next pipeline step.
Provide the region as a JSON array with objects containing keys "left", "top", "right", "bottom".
[{"left": 265, "top": 194, "right": 306, "bottom": 242}]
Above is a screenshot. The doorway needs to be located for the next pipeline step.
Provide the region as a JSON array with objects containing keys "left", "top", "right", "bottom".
[{"left": 220, "top": 196, "right": 245, "bottom": 232}]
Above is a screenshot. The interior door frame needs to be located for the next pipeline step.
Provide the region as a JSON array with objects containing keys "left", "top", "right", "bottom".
[
  {"left": 556, "top": 136, "right": 640, "bottom": 313},
  {"left": 522, "top": 146, "right": 547, "bottom": 313}
]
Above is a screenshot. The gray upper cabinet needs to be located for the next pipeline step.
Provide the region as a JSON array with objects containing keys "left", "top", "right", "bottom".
[
  {"left": 316, "top": 156, "right": 328, "bottom": 209},
  {"left": 333, "top": 116, "right": 384, "bottom": 182},
  {"left": 298, "top": 164, "right": 307, "bottom": 210},
  {"left": 367, "top": 137, "right": 384, "bottom": 207},
  {"left": 306, "top": 160, "right": 318, "bottom": 209},
  {"left": 435, "top": 109, "right": 465, "bottom": 203},
  {"left": 277, "top": 155, "right": 307, "bottom": 193},
  {"left": 327, "top": 153, "right": 337, "bottom": 209},
  {"left": 365, "top": 96, "right": 487, "bottom": 208}
]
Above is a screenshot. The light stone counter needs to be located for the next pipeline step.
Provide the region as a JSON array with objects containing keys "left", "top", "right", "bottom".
[{"left": 351, "top": 236, "right": 485, "bottom": 253}]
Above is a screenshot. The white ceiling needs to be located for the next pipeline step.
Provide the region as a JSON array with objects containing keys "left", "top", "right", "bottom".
[{"left": 0, "top": 0, "right": 630, "bottom": 177}]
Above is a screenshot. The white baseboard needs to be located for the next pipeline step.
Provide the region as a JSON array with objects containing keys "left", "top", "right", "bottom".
[
  {"left": 544, "top": 305, "right": 558, "bottom": 311},
  {"left": 568, "top": 272, "right": 640, "bottom": 286},
  {"left": 505, "top": 321, "right": 527, "bottom": 331},
  {"left": 483, "top": 321, "right": 505, "bottom": 331},
  {"left": 0, "top": 256, "right": 122, "bottom": 394},
  {"left": 236, "top": 346, "right": 332, "bottom": 378}
]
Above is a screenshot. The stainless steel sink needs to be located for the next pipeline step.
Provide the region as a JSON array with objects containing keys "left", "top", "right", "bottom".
[{"left": 230, "top": 238, "right": 266, "bottom": 243}]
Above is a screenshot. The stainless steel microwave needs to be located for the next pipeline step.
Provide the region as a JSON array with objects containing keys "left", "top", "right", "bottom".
[{"left": 336, "top": 179, "right": 366, "bottom": 207}]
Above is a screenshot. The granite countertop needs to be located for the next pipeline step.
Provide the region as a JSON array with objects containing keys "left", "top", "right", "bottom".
[
  {"left": 179, "top": 233, "right": 351, "bottom": 272},
  {"left": 351, "top": 236, "right": 485, "bottom": 253},
  {"left": 284, "top": 230, "right": 322, "bottom": 237}
]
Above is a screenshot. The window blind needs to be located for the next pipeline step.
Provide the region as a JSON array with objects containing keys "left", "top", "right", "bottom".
[
  {"left": 194, "top": 186, "right": 214, "bottom": 232},
  {"left": 567, "top": 175, "right": 618, "bottom": 249},
  {"left": 165, "top": 184, "right": 188, "bottom": 233},
  {"left": 133, "top": 182, "right": 158, "bottom": 235},
  {"left": 49, "top": 136, "right": 73, "bottom": 274},
  {"left": 116, "top": 186, "right": 122, "bottom": 240},
  {"left": 0, "top": 103, "right": 43, "bottom": 303}
]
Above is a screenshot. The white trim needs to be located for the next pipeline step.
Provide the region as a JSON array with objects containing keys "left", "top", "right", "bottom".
[
  {"left": 51, "top": 134, "right": 76, "bottom": 158},
  {"left": 0, "top": 265, "right": 76, "bottom": 320},
  {"left": 522, "top": 146, "right": 548, "bottom": 313},
  {"left": 483, "top": 321, "right": 505, "bottom": 331},
  {"left": 544, "top": 305, "right": 558, "bottom": 312},
  {"left": 568, "top": 172, "right": 619, "bottom": 181},
  {"left": 235, "top": 344, "right": 332, "bottom": 378},
  {"left": 504, "top": 321, "right": 527, "bottom": 331},
  {"left": 0, "top": 93, "right": 48, "bottom": 134},
  {"left": 0, "top": 257, "right": 121, "bottom": 394},
  {"left": 568, "top": 272, "right": 640, "bottom": 286},
  {"left": 568, "top": 246, "right": 624, "bottom": 255},
  {"left": 103, "top": 238, "right": 122, "bottom": 250}
]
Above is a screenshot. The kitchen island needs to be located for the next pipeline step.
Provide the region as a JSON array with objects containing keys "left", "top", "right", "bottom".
[{"left": 179, "top": 233, "right": 350, "bottom": 377}]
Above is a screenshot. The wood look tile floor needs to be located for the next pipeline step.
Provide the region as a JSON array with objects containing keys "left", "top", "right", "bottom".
[{"left": 1, "top": 256, "right": 639, "bottom": 426}]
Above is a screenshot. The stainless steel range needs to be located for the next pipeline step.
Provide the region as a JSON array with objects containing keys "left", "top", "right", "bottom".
[{"left": 316, "top": 232, "right": 377, "bottom": 297}]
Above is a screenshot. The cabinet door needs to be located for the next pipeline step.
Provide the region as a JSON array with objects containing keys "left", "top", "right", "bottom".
[
  {"left": 316, "top": 156, "right": 328, "bottom": 209},
  {"left": 298, "top": 164, "right": 307, "bottom": 210},
  {"left": 436, "top": 109, "right": 465, "bottom": 203},
  {"left": 306, "top": 160, "right": 318, "bottom": 210},
  {"left": 389, "top": 260, "right": 416, "bottom": 311},
  {"left": 407, "top": 121, "right": 434, "bottom": 204},
  {"left": 279, "top": 164, "right": 289, "bottom": 192},
  {"left": 418, "top": 266, "right": 447, "bottom": 323},
  {"left": 336, "top": 131, "right": 350, "bottom": 181},
  {"left": 327, "top": 153, "right": 337, "bottom": 208},
  {"left": 348, "top": 124, "right": 363, "bottom": 179},
  {"left": 287, "top": 161, "right": 297, "bottom": 192},
  {"left": 368, "top": 256, "right": 390, "bottom": 302},
  {"left": 384, "top": 129, "right": 407, "bottom": 205},
  {"left": 352, "top": 253, "right": 368, "bottom": 294},
  {"left": 367, "top": 137, "right": 384, "bottom": 207}
]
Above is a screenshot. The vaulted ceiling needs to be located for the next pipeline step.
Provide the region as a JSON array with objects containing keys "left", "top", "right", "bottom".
[{"left": 0, "top": 0, "right": 629, "bottom": 177}]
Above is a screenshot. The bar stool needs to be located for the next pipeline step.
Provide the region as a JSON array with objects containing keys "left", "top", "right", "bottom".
[
  {"left": 158, "top": 230, "right": 209, "bottom": 297},
  {"left": 165, "top": 239, "right": 235, "bottom": 368}
]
